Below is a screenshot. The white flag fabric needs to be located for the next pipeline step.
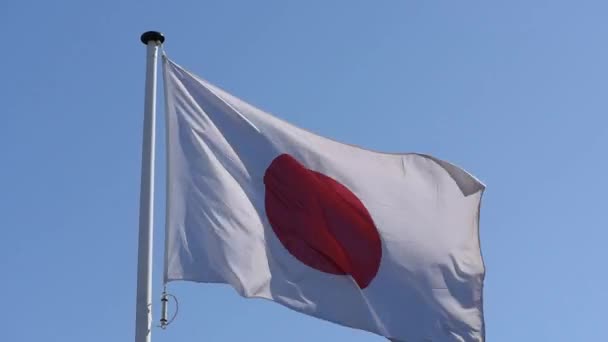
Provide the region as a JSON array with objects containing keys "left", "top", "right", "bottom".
[{"left": 162, "top": 56, "right": 486, "bottom": 342}]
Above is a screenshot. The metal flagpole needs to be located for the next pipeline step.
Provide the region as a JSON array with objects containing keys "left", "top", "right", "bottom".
[{"left": 135, "top": 30, "right": 165, "bottom": 342}]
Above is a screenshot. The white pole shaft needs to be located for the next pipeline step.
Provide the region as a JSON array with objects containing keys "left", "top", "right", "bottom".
[{"left": 135, "top": 39, "right": 160, "bottom": 342}]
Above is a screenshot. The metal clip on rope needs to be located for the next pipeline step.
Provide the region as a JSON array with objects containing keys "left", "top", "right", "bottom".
[{"left": 160, "top": 290, "right": 169, "bottom": 329}]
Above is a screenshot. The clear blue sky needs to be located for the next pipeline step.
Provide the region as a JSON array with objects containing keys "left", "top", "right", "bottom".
[{"left": 1, "top": 1, "right": 606, "bottom": 341}]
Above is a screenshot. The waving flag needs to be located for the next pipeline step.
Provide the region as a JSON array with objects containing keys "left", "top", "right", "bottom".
[{"left": 162, "top": 56, "right": 486, "bottom": 342}]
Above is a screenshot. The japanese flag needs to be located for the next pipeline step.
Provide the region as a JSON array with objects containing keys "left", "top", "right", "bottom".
[{"left": 162, "top": 56, "right": 486, "bottom": 342}]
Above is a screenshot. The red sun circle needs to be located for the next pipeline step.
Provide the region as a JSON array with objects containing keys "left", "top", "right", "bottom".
[{"left": 263, "top": 154, "right": 382, "bottom": 289}]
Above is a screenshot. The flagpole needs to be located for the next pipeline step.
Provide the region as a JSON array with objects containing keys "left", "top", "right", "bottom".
[{"left": 135, "top": 30, "right": 165, "bottom": 342}]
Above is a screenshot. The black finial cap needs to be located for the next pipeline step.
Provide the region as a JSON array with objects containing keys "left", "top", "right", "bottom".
[{"left": 140, "top": 31, "right": 165, "bottom": 45}]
